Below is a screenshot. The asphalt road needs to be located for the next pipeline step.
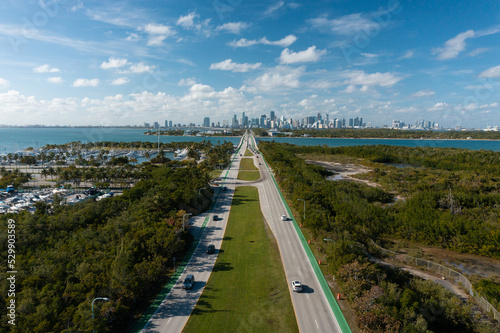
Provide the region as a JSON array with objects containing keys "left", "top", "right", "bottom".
[
  {"left": 246, "top": 133, "right": 344, "bottom": 333},
  {"left": 140, "top": 137, "right": 244, "bottom": 333},
  {"left": 141, "top": 134, "right": 346, "bottom": 332}
]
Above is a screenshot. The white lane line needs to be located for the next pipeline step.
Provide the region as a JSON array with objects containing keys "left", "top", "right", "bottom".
[
  {"left": 315, "top": 319, "right": 319, "bottom": 329},
  {"left": 167, "top": 317, "right": 172, "bottom": 324}
]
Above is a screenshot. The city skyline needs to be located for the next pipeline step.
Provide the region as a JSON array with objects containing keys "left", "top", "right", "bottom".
[{"left": 1, "top": 1, "right": 500, "bottom": 128}]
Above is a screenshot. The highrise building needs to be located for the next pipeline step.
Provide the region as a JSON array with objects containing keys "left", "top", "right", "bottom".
[
  {"left": 203, "top": 117, "right": 210, "bottom": 127},
  {"left": 169, "top": 120, "right": 173, "bottom": 127},
  {"left": 270, "top": 111, "right": 276, "bottom": 122}
]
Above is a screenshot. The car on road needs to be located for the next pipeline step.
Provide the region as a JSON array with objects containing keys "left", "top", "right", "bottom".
[
  {"left": 292, "top": 280, "right": 302, "bottom": 292},
  {"left": 222, "top": 186, "right": 227, "bottom": 191},
  {"left": 281, "top": 215, "right": 287, "bottom": 221},
  {"left": 206, "top": 244, "right": 215, "bottom": 254},
  {"left": 213, "top": 215, "right": 218, "bottom": 221},
  {"left": 183, "top": 274, "right": 195, "bottom": 289}
]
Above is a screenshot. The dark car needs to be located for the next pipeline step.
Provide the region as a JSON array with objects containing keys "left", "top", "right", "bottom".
[
  {"left": 213, "top": 215, "right": 218, "bottom": 221},
  {"left": 182, "top": 274, "right": 195, "bottom": 289},
  {"left": 207, "top": 244, "right": 215, "bottom": 254}
]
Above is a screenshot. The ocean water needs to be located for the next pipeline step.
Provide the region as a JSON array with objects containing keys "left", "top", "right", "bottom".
[
  {"left": 256, "top": 137, "right": 500, "bottom": 151},
  {"left": 0, "top": 127, "right": 241, "bottom": 153},
  {"left": 0, "top": 127, "right": 499, "bottom": 153}
]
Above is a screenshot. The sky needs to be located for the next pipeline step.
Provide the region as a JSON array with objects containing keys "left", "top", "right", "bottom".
[{"left": 1, "top": 0, "right": 500, "bottom": 128}]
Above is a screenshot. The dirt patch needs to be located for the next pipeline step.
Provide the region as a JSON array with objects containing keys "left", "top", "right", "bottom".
[
  {"left": 388, "top": 239, "right": 500, "bottom": 283},
  {"left": 306, "top": 160, "right": 382, "bottom": 189}
]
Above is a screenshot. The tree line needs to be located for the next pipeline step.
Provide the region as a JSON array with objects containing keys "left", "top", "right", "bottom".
[
  {"left": 0, "top": 142, "right": 234, "bottom": 332},
  {"left": 259, "top": 141, "right": 499, "bottom": 332}
]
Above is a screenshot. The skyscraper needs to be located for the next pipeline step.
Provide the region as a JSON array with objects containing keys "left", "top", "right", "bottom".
[
  {"left": 203, "top": 117, "right": 210, "bottom": 127},
  {"left": 270, "top": 111, "right": 276, "bottom": 122}
]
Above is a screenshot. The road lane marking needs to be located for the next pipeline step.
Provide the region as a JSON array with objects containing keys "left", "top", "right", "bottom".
[
  {"left": 167, "top": 317, "right": 172, "bottom": 324},
  {"left": 315, "top": 319, "right": 319, "bottom": 329}
]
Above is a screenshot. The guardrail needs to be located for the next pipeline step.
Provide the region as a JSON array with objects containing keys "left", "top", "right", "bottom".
[{"left": 369, "top": 240, "right": 500, "bottom": 321}]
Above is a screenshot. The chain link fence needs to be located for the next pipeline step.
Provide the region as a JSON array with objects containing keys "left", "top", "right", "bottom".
[{"left": 369, "top": 240, "right": 500, "bottom": 322}]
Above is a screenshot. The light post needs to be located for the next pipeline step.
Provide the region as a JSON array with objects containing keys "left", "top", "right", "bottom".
[
  {"left": 182, "top": 213, "right": 192, "bottom": 232},
  {"left": 198, "top": 188, "right": 206, "bottom": 211},
  {"left": 298, "top": 199, "right": 306, "bottom": 220},
  {"left": 92, "top": 297, "right": 109, "bottom": 333}
]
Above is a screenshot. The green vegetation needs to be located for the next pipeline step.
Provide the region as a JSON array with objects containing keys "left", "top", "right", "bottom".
[
  {"left": 237, "top": 158, "right": 260, "bottom": 181},
  {"left": 0, "top": 163, "right": 218, "bottom": 332},
  {"left": 475, "top": 280, "right": 500, "bottom": 312},
  {"left": 259, "top": 141, "right": 499, "bottom": 332},
  {"left": 244, "top": 148, "right": 254, "bottom": 156},
  {"left": 183, "top": 186, "right": 298, "bottom": 333}
]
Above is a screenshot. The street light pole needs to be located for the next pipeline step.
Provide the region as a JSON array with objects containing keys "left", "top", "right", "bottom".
[
  {"left": 182, "top": 213, "right": 192, "bottom": 232},
  {"left": 298, "top": 199, "right": 305, "bottom": 220},
  {"left": 92, "top": 297, "right": 109, "bottom": 333},
  {"left": 198, "top": 188, "right": 206, "bottom": 211}
]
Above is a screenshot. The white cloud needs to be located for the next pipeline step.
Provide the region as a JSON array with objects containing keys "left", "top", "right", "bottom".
[
  {"left": 47, "top": 77, "right": 63, "bottom": 84},
  {"left": 176, "top": 12, "right": 213, "bottom": 37},
  {"left": 176, "top": 12, "right": 196, "bottom": 29},
  {"left": 215, "top": 22, "right": 249, "bottom": 34},
  {"left": 111, "top": 77, "right": 129, "bottom": 85},
  {"left": 242, "top": 66, "right": 304, "bottom": 93},
  {"left": 72, "top": 78, "right": 100, "bottom": 87},
  {"left": 361, "top": 53, "right": 377, "bottom": 58},
  {"left": 428, "top": 102, "right": 449, "bottom": 111},
  {"left": 432, "top": 30, "right": 475, "bottom": 60},
  {"left": 0, "top": 78, "right": 9, "bottom": 87},
  {"left": 308, "top": 13, "right": 380, "bottom": 36},
  {"left": 126, "top": 33, "right": 139, "bottom": 41},
  {"left": 433, "top": 26, "right": 500, "bottom": 60},
  {"left": 479, "top": 65, "right": 500, "bottom": 78},
  {"left": 144, "top": 23, "right": 175, "bottom": 35},
  {"left": 342, "top": 70, "right": 403, "bottom": 88},
  {"left": 229, "top": 34, "right": 297, "bottom": 48},
  {"left": 101, "top": 56, "right": 129, "bottom": 69},
  {"left": 128, "top": 62, "right": 154, "bottom": 73},
  {"left": 280, "top": 46, "right": 326, "bottom": 64},
  {"left": 468, "top": 48, "right": 488, "bottom": 57},
  {"left": 265, "top": 1, "right": 284, "bottom": 16},
  {"left": 178, "top": 78, "right": 197, "bottom": 86},
  {"left": 142, "top": 23, "right": 176, "bottom": 46},
  {"left": 399, "top": 50, "right": 414, "bottom": 59},
  {"left": 34, "top": 64, "right": 60, "bottom": 73},
  {"left": 410, "top": 89, "right": 436, "bottom": 98},
  {"left": 210, "top": 59, "right": 261, "bottom": 72}
]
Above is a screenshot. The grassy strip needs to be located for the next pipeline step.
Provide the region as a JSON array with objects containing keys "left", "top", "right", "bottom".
[
  {"left": 183, "top": 186, "right": 299, "bottom": 333},
  {"left": 237, "top": 157, "right": 260, "bottom": 181},
  {"left": 244, "top": 149, "right": 254, "bottom": 156},
  {"left": 239, "top": 157, "right": 258, "bottom": 170}
]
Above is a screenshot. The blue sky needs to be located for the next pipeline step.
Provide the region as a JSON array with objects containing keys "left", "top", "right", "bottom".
[{"left": 0, "top": 0, "right": 500, "bottom": 128}]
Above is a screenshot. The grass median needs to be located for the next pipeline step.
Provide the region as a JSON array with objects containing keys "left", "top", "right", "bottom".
[
  {"left": 237, "top": 158, "right": 260, "bottom": 181},
  {"left": 183, "top": 186, "right": 299, "bottom": 333}
]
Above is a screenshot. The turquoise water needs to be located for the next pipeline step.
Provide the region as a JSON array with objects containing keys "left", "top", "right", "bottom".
[
  {"left": 256, "top": 137, "right": 500, "bottom": 151},
  {"left": 0, "top": 127, "right": 240, "bottom": 153},
  {"left": 0, "top": 127, "right": 499, "bottom": 153}
]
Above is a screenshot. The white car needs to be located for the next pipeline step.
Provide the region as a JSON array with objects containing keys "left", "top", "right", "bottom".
[
  {"left": 281, "top": 215, "right": 287, "bottom": 221},
  {"left": 292, "top": 280, "right": 302, "bottom": 292}
]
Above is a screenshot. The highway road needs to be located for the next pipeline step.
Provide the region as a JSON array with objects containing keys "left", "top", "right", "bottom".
[
  {"left": 141, "top": 133, "right": 349, "bottom": 332},
  {"left": 246, "top": 132, "right": 346, "bottom": 333},
  {"left": 140, "top": 137, "right": 244, "bottom": 332}
]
